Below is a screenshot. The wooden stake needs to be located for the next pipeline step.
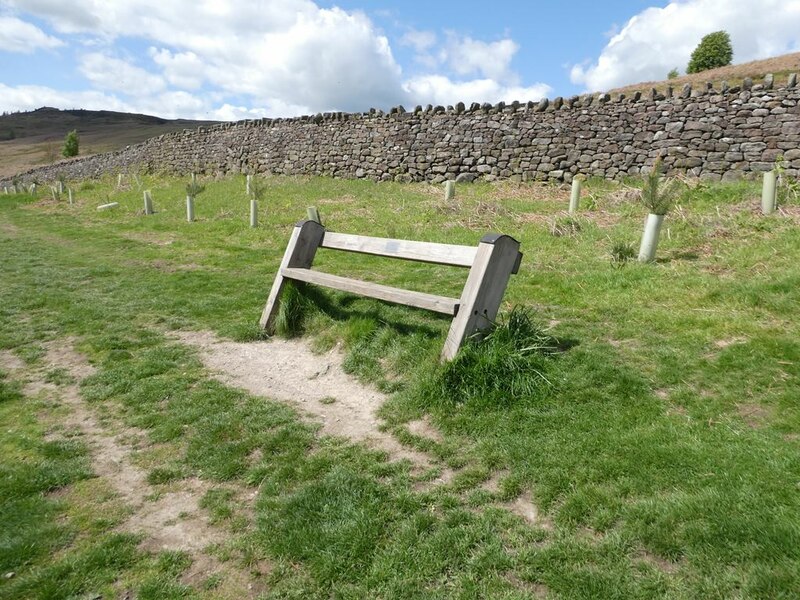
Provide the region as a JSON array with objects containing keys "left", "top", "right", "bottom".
[
  {"left": 441, "top": 234, "right": 522, "bottom": 361},
  {"left": 260, "top": 220, "right": 326, "bottom": 331},
  {"left": 306, "top": 206, "right": 321, "bottom": 224},
  {"left": 569, "top": 178, "right": 582, "bottom": 213},
  {"left": 250, "top": 199, "right": 258, "bottom": 227},
  {"left": 57, "top": 180, "right": 64, "bottom": 194},
  {"left": 68, "top": 188, "right": 73, "bottom": 205},
  {"left": 246, "top": 174, "right": 251, "bottom": 196},
  {"left": 761, "top": 171, "right": 777, "bottom": 215},
  {"left": 186, "top": 196, "right": 195, "bottom": 222},
  {"left": 143, "top": 190, "right": 154, "bottom": 215},
  {"left": 117, "top": 174, "right": 124, "bottom": 188},
  {"left": 97, "top": 202, "right": 119, "bottom": 211}
]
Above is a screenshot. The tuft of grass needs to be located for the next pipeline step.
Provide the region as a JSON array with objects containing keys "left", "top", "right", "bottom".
[
  {"left": 610, "top": 240, "right": 636, "bottom": 267},
  {"left": 550, "top": 215, "right": 582, "bottom": 237},
  {"left": 274, "top": 281, "right": 313, "bottom": 338},
  {"left": 422, "top": 307, "right": 559, "bottom": 408},
  {"left": 146, "top": 465, "right": 186, "bottom": 485}
]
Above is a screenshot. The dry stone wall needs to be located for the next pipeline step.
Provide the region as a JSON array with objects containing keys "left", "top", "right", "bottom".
[{"left": 6, "top": 76, "right": 800, "bottom": 186}]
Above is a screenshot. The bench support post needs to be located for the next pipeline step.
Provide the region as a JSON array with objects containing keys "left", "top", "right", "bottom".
[
  {"left": 259, "top": 220, "right": 325, "bottom": 332},
  {"left": 441, "top": 234, "right": 521, "bottom": 361}
]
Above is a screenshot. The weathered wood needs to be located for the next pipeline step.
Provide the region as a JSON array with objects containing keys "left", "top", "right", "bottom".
[
  {"left": 68, "top": 188, "right": 73, "bottom": 205},
  {"left": 262, "top": 223, "right": 521, "bottom": 361},
  {"left": 259, "top": 220, "right": 325, "bottom": 331},
  {"left": 246, "top": 174, "right": 251, "bottom": 196},
  {"left": 97, "top": 202, "right": 119, "bottom": 211},
  {"left": 282, "top": 267, "right": 459, "bottom": 315},
  {"left": 441, "top": 234, "right": 522, "bottom": 361},
  {"left": 321, "top": 232, "right": 477, "bottom": 267}
]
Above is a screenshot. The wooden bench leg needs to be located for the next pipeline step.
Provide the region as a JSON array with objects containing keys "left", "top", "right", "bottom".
[
  {"left": 441, "top": 234, "right": 522, "bottom": 361},
  {"left": 259, "top": 220, "right": 325, "bottom": 332}
]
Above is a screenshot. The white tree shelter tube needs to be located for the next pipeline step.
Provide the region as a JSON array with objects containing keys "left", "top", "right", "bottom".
[{"left": 638, "top": 213, "right": 665, "bottom": 262}]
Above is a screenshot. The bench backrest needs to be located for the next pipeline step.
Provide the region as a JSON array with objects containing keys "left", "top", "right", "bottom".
[{"left": 260, "top": 220, "right": 522, "bottom": 361}]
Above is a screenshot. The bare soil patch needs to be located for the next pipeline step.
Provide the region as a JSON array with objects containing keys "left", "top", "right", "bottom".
[
  {"left": 0, "top": 349, "right": 26, "bottom": 372},
  {"left": 406, "top": 417, "right": 444, "bottom": 443},
  {"left": 714, "top": 337, "right": 748, "bottom": 349},
  {"left": 737, "top": 403, "right": 773, "bottom": 429},
  {"left": 120, "top": 231, "right": 175, "bottom": 246},
  {"left": 637, "top": 550, "right": 681, "bottom": 575},
  {"left": 506, "top": 491, "right": 553, "bottom": 531},
  {"left": 174, "top": 330, "right": 436, "bottom": 471}
]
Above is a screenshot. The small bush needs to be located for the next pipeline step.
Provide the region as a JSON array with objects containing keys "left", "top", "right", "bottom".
[
  {"left": 62, "top": 130, "right": 79, "bottom": 158},
  {"left": 687, "top": 31, "right": 733, "bottom": 74},
  {"left": 667, "top": 68, "right": 679, "bottom": 80},
  {"left": 423, "top": 308, "right": 558, "bottom": 408}
]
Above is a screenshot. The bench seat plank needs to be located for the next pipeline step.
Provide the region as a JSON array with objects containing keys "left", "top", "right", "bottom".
[
  {"left": 321, "top": 232, "right": 476, "bottom": 268},
  {"left": 282, "top": 267, "right": 459, "bottom": 315}
]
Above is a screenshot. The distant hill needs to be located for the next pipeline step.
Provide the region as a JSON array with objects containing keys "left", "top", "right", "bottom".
[
  {"left": 608, "top": 52, "right": 800, "bottom": 95},
  {"left": 0, "top": 107, "right": 219, "bottom": 178}
]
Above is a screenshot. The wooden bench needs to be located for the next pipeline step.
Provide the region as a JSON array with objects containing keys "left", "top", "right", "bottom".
[{"left": 260, "top": 220, "right": 522, "bottom": 361}]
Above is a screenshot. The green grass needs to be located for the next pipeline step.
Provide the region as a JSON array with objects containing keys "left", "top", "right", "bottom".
[{"left": 1, "top": 173, "right": 799, "bottom": 598}]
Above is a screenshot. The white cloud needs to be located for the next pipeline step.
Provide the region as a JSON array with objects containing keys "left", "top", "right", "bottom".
[
  {"left": 0, "top": 15, "right": 63, "bottom": 52},
  {"left": 571, "top": 0, "right": 800, "bottom": 92},
  {"left": 2, "top": 0, "right": 554, "bottom": 119},
  {"left": 400, "top": 28, "right": 436, "bottom": 53},
  {"left": 7, "top": 0, "right": 408, "bottom": 112},
  {"left": 79, "top": 52, "right": 165, "bottom": 96},
  {"left": 149, "top": 48, "right": 205, "bottom": 90},
  {"left": 443, "top": 34, "right": 519, "bottom": 81},
  {"left": 404, "top": 75, "right": 551, "bottom": 107}
]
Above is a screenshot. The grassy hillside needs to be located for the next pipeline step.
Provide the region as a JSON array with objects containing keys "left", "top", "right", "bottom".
[
  {"left": 609, "top": 52, "right": 800, "bottom": 95},
  {"left": 0, "top": 107, "right": 219, "bottom": 179},
  {"left": 1, "top": 174, "right": 798, "bottom": 598}
]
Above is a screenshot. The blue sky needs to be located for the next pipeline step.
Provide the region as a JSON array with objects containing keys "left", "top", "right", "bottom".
[{"left": 1, "top": 0, "right": 799, "bottom": 120}]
